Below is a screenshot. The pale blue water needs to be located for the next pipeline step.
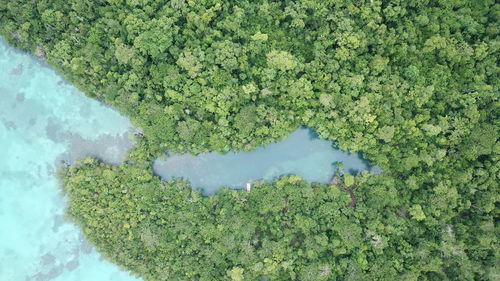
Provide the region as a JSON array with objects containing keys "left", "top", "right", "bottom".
[
  {"left": 154, "top": 127, "right": 376, "bottom": 194},
  {"left": 0, "top": 40, "right": 139, "bottom": 281},
  {"left": 0, "top": 37, "right": 375, "bottom": 280}
]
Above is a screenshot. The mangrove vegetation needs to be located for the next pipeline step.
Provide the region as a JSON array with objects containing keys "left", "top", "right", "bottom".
[{"left": 1, "top": 0, "right": 498, "bottom": 280}]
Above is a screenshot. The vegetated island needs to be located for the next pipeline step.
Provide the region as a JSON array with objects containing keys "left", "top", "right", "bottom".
[{"left": 1, "top": 1, "right": 498, "bottom": 280}]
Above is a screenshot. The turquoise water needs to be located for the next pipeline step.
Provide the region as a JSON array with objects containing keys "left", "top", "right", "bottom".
[
  {"left": 0, "top": 37, "right": 375, "bottom": 280},
  {"left": 154, "top": 127, "right": 376, "bottom": 194},
  {"left": 0, "top": 40, "right": 139, "bottom": 281}
]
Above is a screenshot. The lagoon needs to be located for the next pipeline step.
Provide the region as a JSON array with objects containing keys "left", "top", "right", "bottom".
[
  {"left": 154, "top": 127, "right": 375, "bottom": 195},
  {"left": 0, "top": 38, "right": 374, "bottom": 280}
]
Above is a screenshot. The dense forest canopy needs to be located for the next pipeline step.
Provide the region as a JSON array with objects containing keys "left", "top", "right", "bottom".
[{"left": 1, "top": 0, "right": 498, "bottom": 280}]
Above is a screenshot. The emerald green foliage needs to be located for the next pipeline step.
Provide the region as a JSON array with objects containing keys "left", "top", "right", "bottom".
[
  {"left": 62, "top": 157, "right": 498, "bottom": 280},
  {"left": 343, "top": 173, "right": 355, "bottom": 187},
  {"left": 2, "top": 0, "right": 499, "bottom": 280}
]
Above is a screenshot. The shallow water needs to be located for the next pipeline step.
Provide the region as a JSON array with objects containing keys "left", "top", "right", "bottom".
[
  {"left": 0, "top": 37, "right": 375, "bottom": 280},
  {"left": 0, "top": 40, "right": 139, "bottom": 280},
  {"left": 154, "top": 127, "right": 375, "bottom": 194}
]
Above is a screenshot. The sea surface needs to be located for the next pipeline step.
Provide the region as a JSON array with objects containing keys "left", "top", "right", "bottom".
[
  {"left": 0, "top": 40, "right": 139, "bottom": 281},
  {"left": 0, "top": 38, "right": 374, "bottom": 280}
]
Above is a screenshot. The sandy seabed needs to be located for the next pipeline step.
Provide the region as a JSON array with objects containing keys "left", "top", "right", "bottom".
[{"left": 0, "top": 39, "right": 139, "bottom": 281}]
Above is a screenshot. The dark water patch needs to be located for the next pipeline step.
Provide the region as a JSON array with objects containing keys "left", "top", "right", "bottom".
[
  {"left": 44, "top": 118, "right": 61, "bottom": 142},
  {"left": 66, "top": 260, "right": 80, "bottom": 271},
  {"left": 40, "top": 253, "right": 56, "bottom": 266},
  {"left": 1, "top": 76, "right": 134, "bottom": 166},
  {"left": 10, "top": 63, "right": 23, "bottom": 75},
  {"left": 57, "top": 131, "right": 133, "bottom": 166},
  {"left": 2, "top": 118, "right": 17, "bottom": 129},
  {"left": 16, "top": 92, "right": 25, "bottom": 102},
  {"left": 51, "top": 215, "right": 65, "bottom": 232},
  {"left": 28, "top": 264, "right": 64, "bottom": 281}
]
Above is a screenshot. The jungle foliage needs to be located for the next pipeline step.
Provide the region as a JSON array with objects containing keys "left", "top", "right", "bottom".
[{"left": 1, "top": 0, "right": 498, "bottom": 280}]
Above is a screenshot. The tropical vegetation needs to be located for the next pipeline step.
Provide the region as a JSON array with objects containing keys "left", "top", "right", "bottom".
[{"left": 1, "top": 0, "right": 498, "bottom": 280}]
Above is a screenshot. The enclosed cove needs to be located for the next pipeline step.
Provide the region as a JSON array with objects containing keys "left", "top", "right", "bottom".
[
  {"left": 153, "top": 127, "right": 378, "bottom": 195},
  {"left": 0, "top": 37, "right": 376, "bottom": 280}
]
